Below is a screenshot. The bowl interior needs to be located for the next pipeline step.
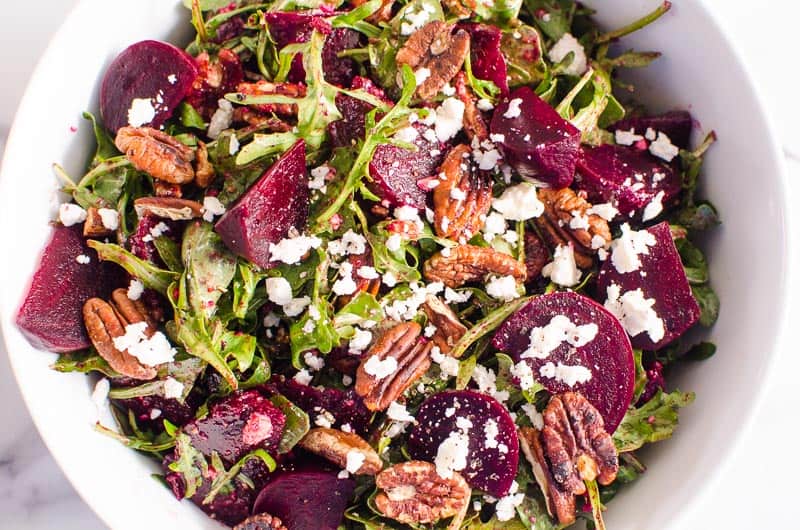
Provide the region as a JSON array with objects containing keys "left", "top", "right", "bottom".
[{"left": 0, "top": 0, "right": 788, "bottom": 529}]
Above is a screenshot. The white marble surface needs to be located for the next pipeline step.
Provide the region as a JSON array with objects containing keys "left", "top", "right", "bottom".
[{"left": 0, "top": 1, "right": 798, "bottom": 528}]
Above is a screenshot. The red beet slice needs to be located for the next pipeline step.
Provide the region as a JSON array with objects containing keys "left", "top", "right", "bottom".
[
  {"left": 182, "top": 390, "right": 286, "bottom": 465},
  {"left": 490, "top": 87, "right": 581, "bottom": 188},
  {"left": 322, "top": 28, "right": 363, "bottom": 87},
  {"left": 252, "top": 471, "right": 355, "bottom": 530},
  {"left": 368, "top": 124, "right": 445, "bottom": 208},
  {"left": 612, "top": 110, "right": 693, "bottom": 150},
  {"left": 491, "top": 292, "right": 635, "bottom": 432},
  {"left": 575, "top": 144, "right": 682, "bottom": 221},
  {"left": 263, "top": 12, "right": 334, "bottom": 83},
  {"left": 407, "top": 390, "right": 519, "bottom": 497},
  {"left": 100, "top": 40, "right": 199, "bottom": 133},
  {"left": 16, "top": 225, "right": 120, "bottom": 352},
  {"left": 215, "top": 140, "right": 309, "bottom": 269},
  {"left": 597, "top": 222, "right": 701, "bottom": 350},
  {"left": 328, "top": 76, "right": 390, "bottom": 148},
  {"left": 459, "top": 23, "right": 509, "bottom": 96}
]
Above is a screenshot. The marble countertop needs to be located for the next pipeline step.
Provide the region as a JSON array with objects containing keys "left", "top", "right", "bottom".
[{"left": 1, "top": 1, "right": 798, "bottom": 528}]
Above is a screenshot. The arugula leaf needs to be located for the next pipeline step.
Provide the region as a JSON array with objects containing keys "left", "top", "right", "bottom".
[
  {"left": 516, "top": 494, "right": 561, "bottom": 530},
  {"left": 450, "top": 296, "right": 532, "bottom": 359},
  {"left": 270, "top": 395, "right": 310, "bottom": 453},
  {"left": 82, "top": 111, "right": 119, "bottom": 165},
  {"left": 87, "top": 240, "right": 178, "bottom": 294},
  {"left": 613, "top": 389, "right": 695, "bottom": 453},
  {"left": 502, "top": 25, "right": 548, "bottom": 88},
  {"left": 182, "top": 222, "right": 237, "bottom": 319},
  {"left": 108, "top": 358, "right": 206, "bottom": 402},
  {"left": 51, "top": 350, "right": 121, "bottom": 378},
  {"left": 289, "top": 249, "right": 338, "bottom": 365},
  {"left": 584, "top": 479, "right": 607, "bottom": 530},
  {"left": 95, "top": 423, "right": 176, "bottom": 453},
  {"left": 178, "top": 101, "right": 207, "bottom": 130},
  {"left": 168, "top": 432, "right": 209, "bottom": 498},
  {"left": 674, "top": 237, "right": 708, "bottom": 285},
  {"left": 334, "top": 291, "right": 384, "bottom": 331},
  {"left": 174, "top": 312, "right": 238, "bottom": 391},
  {"left": 476, "top": 0, "right": 523, "bottom": 26},
  {"left": 631, "top": 349, "right": 647, "bottom": 405},
  {"left": 231, "top": 262, "right": 266, "bottom": 321},
  {"left": 331, "top": 0, "right": 382, "bottom": 37},
  {"left": 203, "top": 449, "right": 276, "bottom": 504},
  {"left": 595, "top": 1, "right": 671, "bottom": 44},
  {"left": 181, "top": 0, "right": 232, "bottom": 11},
  {"left": 220, "top": 330, "right": 257, "bottom": 372},
  {"left": 691, "top": 284, "right": 720, "bottom": 327},
  {"left": 523, "top": 0, "right": 575, "bottom": 41}
]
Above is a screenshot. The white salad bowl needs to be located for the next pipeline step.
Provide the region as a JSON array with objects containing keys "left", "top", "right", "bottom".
[{"left": 0, "top": 0, "right": 789, "bottom": 529}]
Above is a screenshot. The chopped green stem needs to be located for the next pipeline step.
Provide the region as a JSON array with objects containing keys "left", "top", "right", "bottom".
[
  {"left": 75, "top": 157, "right": 131, "bottom": 190},
  {"left": 206, "top": 3, "right": 270, "bottom": 32},
  {"left": 449, "top": 296, "right": 532, "bottom": 359},
  {"left": 94, "top": 424, "right": 176, "bottom": 453},
  {"left": 191, "top": 0, "right": 209, "bottom": 43},
  {"left": 585, "top": 479, "right": 607, "bottom": 530},
  {"left": 596, "top": 1, "right": 671, "bottom": 44}
]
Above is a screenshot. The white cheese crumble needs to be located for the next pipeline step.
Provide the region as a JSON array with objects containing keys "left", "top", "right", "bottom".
[
  {"left": 75, "top": 254, "right": 91, "bottom": 264},
  {"left": 604, "top": 283, "right": 665, "bottom": 343},
  {"left": 521, "top": 403, "right": 544, "bottom": 429},
  {"left": 150, "top": 408, "right": 162, "bottom": 420},
  {"left": 207, "top": 99, "right": 234, "bottom": 139},
  {"left": 328, "top": 229, "right": 367, "bottom": 256},
  {"left": 142, "top": 221, "right": 170, "bottom": 243},
  {"left": 477, "top": 98, "right": 494, "bottom": 111},
  {"left": 641, "top": 190, "right": 666, "bottom": 222},
  {"left": 471, "top": 365, "right": 510, "bottom": 403},
  {"left": 586, "top": 202, "right": 618, "bottom": 221},
  {"left": 167, "top": 74, "right": 178, "bottom": 84},
  {"left": 303, "top": 351, "right": 325, "bottom": 371},
  {"left": 521, "top": 314, "right": 598, "bottom": 360},
  {"left": 541, "top": 244, "right": 581, "bottom": 287},
  {"left": 356, "top": 265, "right": 379, "bottom": 279},
  {"left": 648, "top": 131, "right": 679, "bottom": 162},
  {"left": 293, "top": 369, "right": 313, "bottom": 386},
  {"left": 345, "top": 450, "right": 366, "bottom": 474},
  {"left": 482, "top": 212, "right": 507, "bottom": 241},
  {"left": 444, "top": 287, "right": 472, "bottom": 304},
  {"left": 547, "top": 33, "right": 588, "bottom": 76},
  {"left": 309, "top": 165, "right": 330, "bottom": 192},
  {"left": 569, "top": 210, "right": 590, "bottom": 230},
  {"left": 263, "top": 312, "right": 280, "bottom": 328},
  {"left": 266, "top": 277, "right": 293, "bottom": 305},
  {"left": 400, "top": 3, "right": 434, "bottom": 35},
  {"left": 386, "top": 233, "right": 402, "bottom": 252},
  {"left": 434, "top": 428, "right": 471, "bottom": 479},
  {"left": 394, "top": 125, "right": 419, "bottom": 144},
  {"left": 97, "top": 208, "right": 119, "bottom": 230},
  {"left": 414, "top": 67, "right": 431, "bottom": 86},
  {"left": 163, "top": 377, "right": 184, "bottom": 399},
  {"left": 127, "top": 98, "right": 156, "bottom": 127},
  {"left": 492, "top": 182, "right": 544, "bottom": 221},
  {"left": 450, "top": 187, "right": 467, "bottom": 201},
  {"left": 484, "top": 419, "right": 500, "bottom": 449},
  {"left": 486, "top": 275, "right": 520, "bottom": 301},
  {"left": 112, "top": 322, "right": 177, "bottom": 366},
  {"left": 59, "top": 203, "right": 87, "bottom": 226},
  {"left": 349, "top": 328, "right": 373, "bottom": 353},
  {"left": 127, "top": 279, "right": 145, "bottom": 301},
  {"left": 229, "top": 135, "right": 240, "bottom": 155},
  {"left": 431, "top": 346, "right": 459, "bottom": 379},
  {"left": 503, "top": 98, "right": 523, "bottom": 119},
  {"left": 494, "top": 482, "right": 525, "bottom": 521},
  {"left": 615, "top": 128, "right": 644, "bottom": 146},
  {"left": 539, "top": 361, "right": 592, "bottom": 387},
  {"left": 283, "top": 296, "right": 311, "bottom": 317},
  {"left": 510, "top": 360, "right": 536, "bottom": 390},
  {"left": 364, "top": 355, "right": 398, "bottom": 380},
  {"left": 434, "top": 98, "right": 465, "bottom": 142},
  {"left": 202, "top": 196, "right": 226, "bottom": 222},
  {"left": 387, "top": 401, "right": 415, "bottom": 423},
  {"left": 610, "top": 223, "right": 657, "bottom": 274},
  {"left": 269, "top": 234, "right": 322, "bottom": 264}
]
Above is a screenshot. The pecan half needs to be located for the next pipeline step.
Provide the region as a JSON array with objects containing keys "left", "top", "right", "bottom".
[
  {"left": 235, "top": 81, "right": 306, "bottom": 116},
  {"left": 375, "top": 461, "right": 471, "bottom": 525},
  {"left": 298, "top": 427, "right": 383, "bottom": 475},
  {"left": 535, "top": 188, "right": 611, "bottom": 269},
  {"left": 524, "top": 230, "right": 550, "bottom": 283},
  {"left": 396, "top": 21, "right": 470, "bottom": 100},
  {"left": 355, "top": 322, "right": 433, "bottom": 411},
  {"left": 133, "top": 197, "right": 204, "bottom": 220},
  {"left": 153, "top": 181, "right": 183, "bottom": 198},
  {"left": 442, "top": 0, "right": 477, "bottom": 18},
  {"left": 454, "top": 72, "right": 488, "bottom": 142},
  {"left": 83, "top": 291, "right": 157, "bottom": 380},
  {"left": 433, "top": 144, "right": 492, "bottom": 241},
  {"left": 83, "top": 207, "right": 114, "bottom": 238},
  {"left": 422, "top": 295, "right": 467, "bottom": 356},
  {"left": 423, "top": 244, "right": 526, "bottom": 288},
  {"left": 519, "top": 392, "right": 618, "bottom": 526},
  {"left": 233, "top": 513, "right": 288, "bottom": 530},
  {"left": 115, "top": 126, "right": 196, "bottom": 184},
  {"left": 194, "top": 141, "right": 215, "bottom": 188}
]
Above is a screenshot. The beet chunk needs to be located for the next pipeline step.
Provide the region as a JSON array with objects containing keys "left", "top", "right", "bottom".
[
  {"left": 252, "top": 471, "right": 355, "bottom": 530},
  {"left": 328, "top": 76, "right": 390, "bottom": 147},
  {"left": 215, "top": 140, "right": 309, "bottom": 269},
  {"left": 321, "top": 28, "right": 363, "bottom": 87},
  {"left": 182, "top": 390, "right": 286, "bottom": 464},
  {"left": 492, "top": 292, "right": 635, "bottom": 432},
  {"left": 100, "top": 40, "right": 198, "bottom": 133},
  {"left": 459, "top": 23, "right": 509, "bottom": 96},
  {"left": 597, "top": 222, "right": 701, "bottom": 350},
  {"left": 575, "top": 144, "right": 682, "bottom": 221},
  {"left": 612, "top": 110, "right": 694, "bottom": 150},
  {"left": 490, "top": 87, "right": 581, "bottom": 188},
  {"left": 368, "top": 124, "right": 445, "bottom": 208},
  {"left": 16, "top": 225, "right": 120, "bottom": 352},
  {"left": 407, "top": 390, "right": 519, "bottom": 497},
  {"left": 263, "top": 12, "right": 333, "bottom": 83}
]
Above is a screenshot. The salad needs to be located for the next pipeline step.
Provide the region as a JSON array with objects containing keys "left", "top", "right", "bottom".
[{"left": 15, "top": 0, "right": 721, "bottom": 528}]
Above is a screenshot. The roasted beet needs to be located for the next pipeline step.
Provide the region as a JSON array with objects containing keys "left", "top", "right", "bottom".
[
  {"left": 100, "top": 40, "right": 199, "bottom": 133},
  {"left": 16, "top": 225, "right": 120, "bottom": 352},
  {"left": 186, "top": 49, "right": 244, "bottom": 119},
  {"left": 328, "top": 77, "right": 390, "bottom": 147},
  {"left": 459, "top": 23, "right": 509, "bottom": 96},
  {"left": 321, "top": 28, "right": 363, "bottom": 87},
  {"left": 114, "top": 394, "right": 196, "bottom": 428},
  {"left": 263, "top": 12, "right": 333, "bottom": 83},
  {"left": 368, "top": 124, "right": 445, "bottom": 208},
  {"left": 182, "top": 390, "right": 286, "bottom": 464},
  {"left": 127, "top": 215, "right": 179, "bottom": 265},
  {"left": 612, "top": 110, "right": 693, "bottom": 150},
  {"left": 252, "top": 471, "right": 355, "bottom": 530},
  {"left": 492, "top": 292, "right": 635, "bottom": 432},
  {"left": 597, "top": 222, "right": 701, "bottom": 350},
  {"left": 215, "top": 140, "right": 310, "bottom": 269},
  {"left": 575, "top": 144, "right": 682, "bottom": 220},
  {"left": 407, "top": 390, "right": 519, "bottom": 497},
  {"left": 638, "top": 360, "right": 665, "bottom": 405},
  {"left": 490, "top": 87, "right": 581, "bottom": 188}
]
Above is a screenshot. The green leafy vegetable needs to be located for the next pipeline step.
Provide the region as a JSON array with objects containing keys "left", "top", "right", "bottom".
[
  {"left": 613, "top": 389, "right": 695, "bottom": 453},
  {"left": 270, "top": 395, "right": 310, "bottom": 453},
  {"left": 87, "top": 240, "right": 178, "bottom": 294},
  {"left": 182, "top": 222, "right": 238, "bottom": 319}
]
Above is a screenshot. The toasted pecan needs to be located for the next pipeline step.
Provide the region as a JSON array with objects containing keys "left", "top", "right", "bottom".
[
  {"left": 432, "top": 144, "right": 492, "bottom": 242},
  {"left": 396, "top": 21, "right": 470, "bottom": 99},
  {"left": 115, "top": 126, "right": 196, "bottom": 184},
  {"left": 423, "top": 244, "right": 526, "bottom": 288},
  {"left": 298, "top": 427, "right": 382, "bottom": 475}
]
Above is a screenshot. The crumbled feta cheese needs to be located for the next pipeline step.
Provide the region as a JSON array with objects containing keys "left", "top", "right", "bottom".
[
  {"left": 293, "top": 369, "right": 313, "bottom": 386},
  {"left": 263, "top": 312, "right": 280, "bottom": 328},
  {"left": 283, "top": 296, "right": 310, "bottom": 317},
  {"left": 202, "top": 196, "right": 226, "bottom": 222},
  {"left": 444, "top": 287, "right": 471, "bottom": 304},
  {"left": 163, "top": 377, "right": 184, "bottom": 399},
  {"left": 482, "top": 212, "right": 507, "bottom": 240},
  {"left": 98, "top": 208, "right": 119, "bottom": 230},
  {"left": 641, "top": 190, "right": 666, "bottom": 222},
  {"left": 127, "top": 98, "right": 156, "bottom": 127},
  {"left": 591, "top": 234, "right": 608, "bottom": 250},
  {"left": 649, "top": 131, "right": 679, "bottom": 162},
  {"left": 328, "top": 229, "right": 368, "bottom": 256},
  {"left": 604, "top": 284, "right": 665, "bottom": 343},
  {"left": 492, "top": 182, "right": 544, "bottom": 220},
  {"left": 539, "top": 361, "right": 592, "bottom": 387},
  {"left": 395, "top": 125, "right": 419, "bottom": 143},
  {"left": 269, "top": 234, "right": 322, "bottom": 264},
  {"left": 484, "top": 419, "right": 499, "bottom": 449},
  {"left": 400, "top": 4, "right": 433, "bottom": 36},
  {"left": 486, "top": 275, "right": 520, "bottom": 301},
  {"left": 521, "top": 403, "right": 544, "bottom": 429},
  {"left": 75, "top": 254, "right": 91, "bottom": 264},
  {"left": 150, "top": 408, "right": 162, "bottom": 420},
  {"left": 615, "top": 128, "right": 644, "bottom": 146},
  {"left": 434, "top": 430, "right": 470, "bottom": 479},
  {"left": 364, "top": 355, "right": 399, "bottom": 380},
  {"left": 586, "top": 202, "right": 618, "bottom": 221},
  {"left": 645, "top": 127, "right": 657, "bottom": 141},
  {"left": 356, "top": 265, "right": 379, "bottom": 279},
  {"left": 569, "top": 210, "right": 590, "bottom": 230},
  {"left": 471, "top": 365, "right": 510, "bottom": 402},
  {"left": 207, "top": 99, "right": 234, "bottom": 139},
  {"left": 477, "top": 98, "right": 494, "bottom": 111},
  {"left": 59, "top": 203, "right": 87, "bottom": 226},
  {"left": 610, "top": 223, "right": 656, "bottom": 274},
  {"left": 386, "top": 233, "right": 402, "bottom": 252},
  {"left": 472, "top": 144, "right": 503, "bottom": 170},
  {"left": 266, "top": 277, "right": 293, "bottom": 305},
  {"left": 309, "top": 165, "right": 330, "bottom": 192},
  {"left": 167, "top": 74, "right": 178, "bottom": 84},
  {"left": 112, "top": 322, "right": 177, "bottom": 366},
  {"left": 431, "top": 346, "right": 460, "bottom": 379},
  {"left": 434, "top": 98, "right": 465, "bottom": 142},
  {"left": 495, "top": 486, "right": 525, "bottom": 521},
  {"left": 541, "top": 244, "right": 581, "bottom": 287},
  {"left": 304, "top": 351, "right": 325, "bottom": 371},
  {"left": 510, "top": 360, "right": 536, "bottom": 390},
  {"left": 489, "top": 133, "right": 506, "bottom": 143},
  {"left": 547, "top": 33, "right": 588, "bottom": 76},
  {"left": 349, "top": 328, "right": 373, "bottom": 353},
  {"left": 449, "top": 187, "right": 467, "bottom": 202},
  {"left": 424, "top": 324, "right": 437, "bottom": 338},
  {"left": 127, "top": 279, "right": 145, "bottom": 301},
  {"left": 228, "top": 134, "right": 240, "bottom": 155},
  {"left": 503, "top": 98, "right": 523, "bottom": 119},
  {"left": 394, "top": 205, "right": 421, "bottom": 223},
  {"left": 387, "top": 401, "right": 416, "bottom": 423},
  {"left": 345, "top": 450, "right": 366, "bottom": 474},
  {"left": 382, "top": 271, "right": 398, "bottom": 287},
  {"left": 521, "top": 314, "right": 598, "bottom": 359},
  {"left": 302, "top": 319, "right": 315, "bottom": 333},
  {"left": 414, "top": 67, "right": 431, "bottom": 86}
]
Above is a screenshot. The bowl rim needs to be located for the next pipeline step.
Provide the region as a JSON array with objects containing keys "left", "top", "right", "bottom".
[{"left": 0, "top": 0, "right": 792, "bottom": 528}]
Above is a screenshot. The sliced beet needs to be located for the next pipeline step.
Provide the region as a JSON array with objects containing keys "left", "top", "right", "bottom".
[
  {"left": 321, "top": 28, "right": 363, "bottom": 87},
  {"left": 368, "top": 124, "right": 445, "bottom": 208},
  {"left": 16, "top": 225, "right": 120, "bottom": 352},
  {"left": 407, "top": 390, "right": 519, "bottom": 497},
  {"left": 597, "top": 222, "right": 701, "bottom": 350},
  {"left": 490, "top": 87, "right": 581, "bottom": 188},
  {"left": 328, "top": 76, "right": 390, "bottom": 147},
  {"left": 100, "top": 40, "right": 199, "bottom": 133},
  {"left": 263, "top": 12, "right": 333, "bottom": 83},
  {"left": 492, "top": 292, "right": 635, "bottom": 432},
  {"left": 459, "top": 23, "right": 509, "bottom": 96},
  {"left": 181, "top": 390, "right": 286, "bottom": 465},
  {"left": 215, "top": 140, "right": 309, "bottom": 269},
  {"left": 612, "top": 110, "right": 693, "bottom": 150},
  {"left": 252, "top": 471, "right": 355, "bottom": 530},
  {"left": 575, "top": 144, "right": 682, "bottom": 221},
  {"left": 114, "top": 394, "right": 195, "bottom": 428}
]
